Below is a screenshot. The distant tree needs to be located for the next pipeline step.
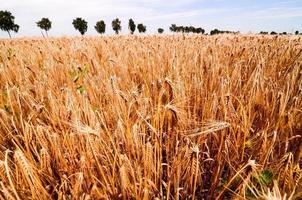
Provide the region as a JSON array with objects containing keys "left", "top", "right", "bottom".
[
  {"left": 158, "top": 28, "right": 164, "bottom": 34},
  {"left": 210, "top": 29, "right": 219, "bottom": 35},
  {"left": 177, "top": 26, "right": 184, "bottom": 33},
  {"left": 137, "top": 23, "right": 146, "bottom": 33},
  {"left": 72, "top": 18, "right": 88, "bottom": 35},
  {"left": 210, "top": 29, "right": 238, "bottom": 35},
  {"left": 270, "top": 31, "right": 277, "bottom": 35},
  {"left": 295, "top": 30, "right": 299, "bottom": 35},
  {"left": 195, "top": 27, "right": 205, "bottom": 34},
  {"left": 169, "top": 24, "right": 177, "bottom": 32},
  {"left": 170, "top": 24, "right": 205, "bottom": 34},
  {"left": 95, "top": 20, "right": 106, "bottom": 34},
  {"left": 282, "top": 32, "right": 287, "bottom": 35},
  {"left": 0, "top": 10, "right": 19, "bottom": 38},
  {"left": 128, "top": 18, "right": 136, "bottom": 34},
  {"left": 36, "top": 18, "right": 52, "bottom": 37},
  {"left": 183, "top": 26, "right": 189, "bottom": 33},
  {"left": 188, "top": 26, "right": 194, "bottom": 33},
  {"left": 260, "top": 31, "right": 268, "bottom": 35},
  {"left": 112, "top": 18, "right": 121, "bottom": 34}
]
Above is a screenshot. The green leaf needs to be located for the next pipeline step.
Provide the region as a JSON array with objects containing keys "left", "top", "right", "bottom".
[
  {"left": 246, "top": 187, "right": 257, "bottom": 199},
  {"left": 258, "top": 169, "right": 273, "bottom": 186},
  {"left": 77, "top": 85, "right": 85, "bottom": 94}
]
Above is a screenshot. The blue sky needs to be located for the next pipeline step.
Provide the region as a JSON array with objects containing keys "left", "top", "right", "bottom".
[{"left": 0, "top": 0, "right": 302, "bottom": 37}]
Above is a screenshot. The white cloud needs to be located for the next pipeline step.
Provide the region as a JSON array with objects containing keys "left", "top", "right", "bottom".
[{"left": 237, "top": 7, "right": 302, "bottom": 20}]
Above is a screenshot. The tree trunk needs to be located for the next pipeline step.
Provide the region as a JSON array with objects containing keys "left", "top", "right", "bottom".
[
  {"left": 7, "top": 31, "right": 11, "bottom": 39},
  {"left": 46, "top": 30, "right": 48, "bottom": 37}
]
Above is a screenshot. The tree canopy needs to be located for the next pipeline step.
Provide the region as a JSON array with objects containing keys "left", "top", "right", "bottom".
[
  {"left": 169, "top": 24, "right": 205, "bottom": 34},
  {"left": 210, "top": 29, "right": 239, "bottom": 35},
  {"left": 169, "top": 24, "right": 177, "bottom": 32},
  {"left": 270, "top": 31, "right": 277, "bottom": 35},
  {"left": 128, "top": 19, "right": 136, "bottom": 34},
  {"left": 0, "top": 10, "right": 19, "bottom": 38},
  {"left": 95, "top": 20, "right": 106, "bottom": 34},
  {"left": 137, "top": 23, "right": 146, "bottom": 33},
  {"left": 72, "top": 18, "right": 88, "bottom": 35},
  {"left": 158, "top": 28, "right": 164, "bottom": 34},
  {"left": 36, "top": 18, "right": 52, "bottom": 36},
  {"left": 112, "top": 18, "right": 121, "bottom": 34}
]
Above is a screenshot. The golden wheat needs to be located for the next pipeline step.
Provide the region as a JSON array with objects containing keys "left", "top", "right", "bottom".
[{"left": 0, "top": 35, "right": 301, "bottom": 199}]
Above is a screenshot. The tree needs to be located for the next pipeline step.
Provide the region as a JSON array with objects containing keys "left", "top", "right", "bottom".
[
  {"left": 128, "top": 19, "right": 136, "bottom": 34},
  {"left": 210, "top": 29, "right": 219, "bottom": 35},
  {"left": 158, "top": 28, "right": 164, "bottom": 34},
  {"left": 0, "top": 10, "right": 19, "bottom": 38},
  {"left": 36, "top": 18, "right": 52, "bottom": 37},
  {"left": 112, "top": 18, "right": 121, "bottom": 34},
  {"left": 95, "top": 20, "right": 106, "bottom": 34},
  {"left": 195, "top": 27, "right": 205, "bottom": 34},
  {"left": 137, "top": 23, "right": 146, "bottom": 33},
  {"left": 169, "top": 24, "right": 177, "bottom": 32},
  {"left": 295, "top": 30, "right": 299, "bottom": 35},
  {"left": 270, "top": 31, "right": 277, "bottom": 35},
  {"left": 210, "top": 29, "right": 238, "bottom": 35},
  {"left": 72, "top": 18, "right": 88, "bottom": 35},
  {"left": 177, "top": 26, "right": 184, "bottom": 33},
  {"left": 169, "top": 24, "right": 205, "bottom": 34}
]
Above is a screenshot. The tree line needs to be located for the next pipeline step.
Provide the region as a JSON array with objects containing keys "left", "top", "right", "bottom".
[
  {"left": 0, "top": 10, "right": 301, "bottom": 38},
  {"left": 0, "top": 11, "right": 150, "bottom": 38},
  {"left": 0, "top": 10, "right": 153, "bottom": 38},
  {"left": 169, "top": 24, "right": 205, "bottom": 34}
]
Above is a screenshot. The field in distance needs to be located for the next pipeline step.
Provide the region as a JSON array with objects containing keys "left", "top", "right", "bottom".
[{"left": 0, "top": 35, "right": 301, "bottom": 199}]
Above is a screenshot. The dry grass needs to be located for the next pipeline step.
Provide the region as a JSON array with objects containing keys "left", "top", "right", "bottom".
[{"left": 0, "top": 34, "right": 301, "bottom": 199}]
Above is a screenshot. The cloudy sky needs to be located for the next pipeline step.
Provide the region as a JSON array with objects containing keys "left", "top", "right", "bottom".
[{"left": 1, "top": 0, "right": 302, "bottom": 37}]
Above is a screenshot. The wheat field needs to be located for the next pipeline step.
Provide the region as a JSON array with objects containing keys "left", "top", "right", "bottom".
[{"left": 0, "top": 35, "right": 301, "bottom": 199}]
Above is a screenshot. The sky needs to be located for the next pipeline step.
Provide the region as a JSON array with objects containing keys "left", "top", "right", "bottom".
[{"left": 0, "top": 0, "right": 302, "bottom": 37}]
